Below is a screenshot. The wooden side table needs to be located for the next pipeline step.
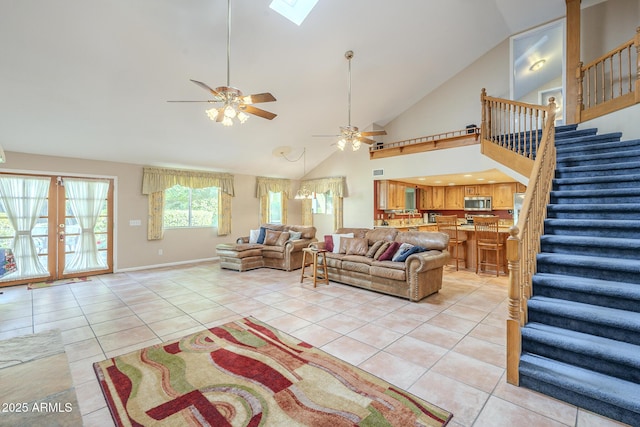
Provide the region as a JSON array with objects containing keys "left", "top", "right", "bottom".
[{"left": 300, "top": 248, "right": 329, "bottom": 287}]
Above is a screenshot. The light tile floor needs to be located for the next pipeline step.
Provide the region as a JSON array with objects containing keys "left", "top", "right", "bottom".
[{"left": 0, "top": 263, "right": 631, "bottom": 427}]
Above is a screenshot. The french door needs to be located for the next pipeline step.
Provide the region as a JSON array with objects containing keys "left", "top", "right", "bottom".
[{"left": 0, "top": 173, "right": 113, "bottom": 287}]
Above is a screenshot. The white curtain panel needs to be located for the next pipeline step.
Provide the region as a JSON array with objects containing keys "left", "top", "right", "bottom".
[
  {"left": 0, "top": 175, "right": 50, "bottom": 280},
  {"left": 63, "top": 178, "right": 109, "bottom": 274}
]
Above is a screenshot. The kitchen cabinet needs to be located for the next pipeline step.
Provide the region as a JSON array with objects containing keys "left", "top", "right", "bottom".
[
  {"left": 464, "top": 184, "right": 492, "bottom": 196},
  {"left": 418, "top": 186, "right": 432, "bottom": 210},
  {"left": 376, "top": 180, "right": 389, "bottom": 210},
  {"left": 444, "top": 186, "right": 464, "bottom": 209},
  {"left": 431, "top": 186, "right": 445, "bottom": 210},
  {"left": 492, "top": 183, "right": 519, "bottom": 209},
  {"left": 376, "top": 180, "right": 406, "bottom": 210}
]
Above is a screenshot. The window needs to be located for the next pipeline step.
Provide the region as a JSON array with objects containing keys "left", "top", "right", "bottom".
[
  {"left": 313, "top": 191, "right": 333, "bottom": 214},
  {"left": 268, "top": 191, "right": 283, "bottom": 224},
  {"left": 164, "top": 185, "right": 219, "bottom": 228}
]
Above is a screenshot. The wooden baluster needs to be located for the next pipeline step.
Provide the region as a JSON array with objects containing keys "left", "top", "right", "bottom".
[
  {"left": 576, "top": 61, "right": 584, "bottom": 122},
  {"left": 635, "top": 27, "right": 640, "bottom": 103}
]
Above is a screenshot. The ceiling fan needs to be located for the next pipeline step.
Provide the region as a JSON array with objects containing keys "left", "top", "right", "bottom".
[
  {"left": 168, "top": 0, "right": 276, "bottom": 126},
  {"left": 314, "top": 50, "right": 386, "bottom": 150}
]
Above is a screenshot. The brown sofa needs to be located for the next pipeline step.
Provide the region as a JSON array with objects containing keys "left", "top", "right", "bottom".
[
  {"left": 216, "top": 224, "right": 317, "bottom": 272},
  {"left": 313, "top": 227, "right": 450, "bottom": 301}
]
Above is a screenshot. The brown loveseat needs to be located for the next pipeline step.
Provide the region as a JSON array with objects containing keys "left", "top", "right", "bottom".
[
  {"left": 312, "top": 227, "right": 450, "bottom": 301},
  {"left": 216, "top": 224, "right": 317, "bottom": 272}
]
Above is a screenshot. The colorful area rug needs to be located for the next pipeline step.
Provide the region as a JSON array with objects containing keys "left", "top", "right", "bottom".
[
  {"left": 27, "top": 276, "right": 90, "bottom": 290},
  {"left": 94, "top": 316, "right": 453, "bottom": 426}
]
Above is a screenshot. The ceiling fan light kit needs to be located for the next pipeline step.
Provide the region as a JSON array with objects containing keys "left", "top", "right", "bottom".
[
  {"left": 314, "top": 50, "right": 387, "bottom": 151},
  {"left": 169, "top": 0, "right": 276, "bottom": 126}
]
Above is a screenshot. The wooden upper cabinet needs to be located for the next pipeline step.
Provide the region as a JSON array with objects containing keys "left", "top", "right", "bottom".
[
  {"left": 419, "top": 186, "right": 432, "bottom": 210},
  {"left": 444, "top": 186, "right": 464, "bottom": 209},
  {"left": 492, "top": 183, "right": 517, "bottom": 209},
  {"left": 376, "top": 180, "right": 389, "bottom": 210},
  {"left": 464, "top": 184, "right": 492, "bottom": 196},
  {"left": 377, "top": 180, "right": 406, "bottom": 210},
  {"left": 432, "top": 186, "right": 445, "bottom": 210}
]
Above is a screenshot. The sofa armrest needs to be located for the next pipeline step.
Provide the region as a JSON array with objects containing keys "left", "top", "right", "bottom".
[
  {"left": 236, "top": 236, "right": 249, "bottom": 244},
  {"left": 308, "top": 241, "right": 326, "bottom": 250},
  {"left": 285, "top": 238, "right": 317, "bottom": 252},
  {"left": 406, "top": 250, "right": 450, "bottom": 273}
]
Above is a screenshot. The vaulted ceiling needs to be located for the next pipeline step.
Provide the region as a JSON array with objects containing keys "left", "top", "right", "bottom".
[{"left": 1, "top": 0, "right": 569, "bottom": 179}]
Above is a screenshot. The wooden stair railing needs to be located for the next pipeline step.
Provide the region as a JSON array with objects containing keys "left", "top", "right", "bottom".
[
  {"left": 368, "top": 127, "right": 480, "bottom": 160},
  {"left": 480, "top": 89, "right": 554, "bottom": 177},
  {"left": 576, "top": 27, "right": 640, "bottom": 122}
]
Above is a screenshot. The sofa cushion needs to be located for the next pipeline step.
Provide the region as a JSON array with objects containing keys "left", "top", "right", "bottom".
[
  {"left": 342, "top": 260, "right": 371, "bottom": 274},
  {"left": 342, "top": 255, "right": 373, "bottom": 265},
  {"left": 365, "top": 228, "right": 399, "bottom": 245},
  {"left": 323, "top": 252, "right": 343, "bottom": 269},
  {"left": 373, "top": 242, "right": 391, "bottom": 260},
  {"left": 264, "top": 229, "right": 283, "bottom": 246},
  {"left": 257, "top": 227, "right": 268, "bottom": 244},
  {"left": 366, "top": 240, "right": 385, "bottom": 258},
  {"left": 344, "top": 237, "right": 368, "bottom": 256},
  {"left": 378, "top": 241, "right": 400, "bottom": 261},
  {"left": 395, "top": 231, "right": 449, "bottom": 251},
  {"left": 275, "top": 232, "right": 290, "bottom": 246},
  {"left": 289, "top": 231, "right": 302, "bottom": 240},
  {"left": 334, "top": 228, "right": 370, "bottom": 239},
  {"left": 285, "top": 225, "right": 316, "bottom": 239},
  {"left": 249, "top": 229, "right": 260, "bottom": 244},
  {"left": 324, "top": 235, "right": 334, "bottom": 252},
  {"left": 332, "top": 233, "right": 354, "bottom": 254},
  {"left": 370, "top": 263, "right": 406, "bottom": 281}
]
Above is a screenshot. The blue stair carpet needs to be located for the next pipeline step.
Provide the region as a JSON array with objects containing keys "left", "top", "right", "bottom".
[{"left": 519, "top": 125, "right": 640, "bottom": 426}]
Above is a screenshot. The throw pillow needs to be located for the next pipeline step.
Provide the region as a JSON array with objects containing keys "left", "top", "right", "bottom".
[
  {"left": 395, "top": 245, "right": 426, "bottom": 262},
  {"left": 289, "top": 231, "right": 302, "bottom": 240},
  {"left": 264, "top": 229, "right": 282, "bottom": 246},
  {"left": 366, "top": 240, "right": 384, "bottom": 258},
  {"left": 257, "top": 226, "right": 268, "bottom": 244},
  {"left": 344, "top": 237, "right": 368, "bottom": 256},
  {"left": 392, "top": 243, "right": 414, "bottom": 262},
  {"left": 324, "top": 235, "right": 334, "bottom": 252},
  {"left": 378, "top": 241, "right": 400, "bottom": 261},
  {"left": 332, "top": 233, "right": 354, "bottom": 254},
  {"left": 249, "top": 229, "right": 260, "bottom": 244},
  {"left": 276, "top": 231, "right": 291, "bottom": 246},
  {"left": 373, "top": 242, "right": 391, "bottom": 260}
]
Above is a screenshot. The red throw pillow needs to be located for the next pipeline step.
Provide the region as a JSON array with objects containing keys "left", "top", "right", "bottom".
[
  {"left": 324, "top": 235, "right": 334, "bottom": 252},
  {"left": 378, "top": 241, "right": 400, "bottom": 261}
]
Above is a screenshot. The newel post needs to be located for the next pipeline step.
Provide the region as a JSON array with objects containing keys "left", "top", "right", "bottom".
[
  {"left": 506, "top": 225, "right": 522, "bottom": 385},
  {"left": 480, "top": 88, "right": 487, "bottom": 154}
]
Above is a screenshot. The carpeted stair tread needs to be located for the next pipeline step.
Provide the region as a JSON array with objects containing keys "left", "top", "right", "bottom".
[
  {"left": 527, "top": 296, "right": 640, "bottom": 345},
  {"left": 555, "top": 160, "right": 640, "bottom": 178},
  {"left": 557, "top": 138, "right": 640, "bottom": 158},
  {"left": 554, "top": 124, "right": 579, "bottom": 134},
  {"left": 544, "top": 218, "right": 640, "bottom": 239},
  {"left": 537, "top": 252, "right": 640, "bottom": 284},
  {"left": 545, "top": 207, "right": 640, "bottom": 221},
  {"left": 519, "top": 353, "right": 640, "bottom": 423},
  {"left": 557, "top": 147, "right": 640, "bottom": 166},
  {"left": 554, "top": 132, "right": 623, "bottom": 150},
  {"left": 522, "top": 323, "right": 640, "bottom": 380},
  {"left": 532, "top": 273, "right": 640, "bottom": 312},
  {"left": 550, "top": 187, "right": 640, "bottom": 203},
  {"left": 553, "top": 173, "right": 640, "bottom": 189},
  {"left": 540, "top": 235, "right": 640, "bottom": 259}
]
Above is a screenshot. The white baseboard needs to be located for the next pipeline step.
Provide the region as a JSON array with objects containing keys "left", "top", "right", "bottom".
[{"left": 115, "top": 257, "right": 220, "bottom": 273}]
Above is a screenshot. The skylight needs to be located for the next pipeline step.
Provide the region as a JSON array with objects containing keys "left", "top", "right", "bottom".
[{"left": 269, "top": 0, "right": 318, "bottom": 26}]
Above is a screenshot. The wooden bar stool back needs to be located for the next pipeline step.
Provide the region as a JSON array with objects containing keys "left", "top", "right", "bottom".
[
  {"left": 436, "top": 215, "right": 467, "bottom": 271},
  {"left": 474, "top": 216, "right": 504, "bottom": 276}
]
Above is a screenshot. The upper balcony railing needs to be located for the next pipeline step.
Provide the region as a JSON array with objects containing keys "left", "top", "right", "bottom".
[{"left": 576, "top": 27, "right": 640, "bottom": 122}]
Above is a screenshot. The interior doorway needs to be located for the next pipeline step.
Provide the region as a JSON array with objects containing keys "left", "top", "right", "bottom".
[{"left": 0, "top": 173, "right": 114, "bottom": 287}]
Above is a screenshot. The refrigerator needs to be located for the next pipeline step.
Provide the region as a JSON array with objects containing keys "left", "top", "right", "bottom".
[{"left": 513, "top": 193, "right": 525, "bottom": 225}]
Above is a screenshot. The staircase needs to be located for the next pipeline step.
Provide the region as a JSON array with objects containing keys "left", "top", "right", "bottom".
[{"left": 518, "top": 125, "right": 640, "bottom": 426}]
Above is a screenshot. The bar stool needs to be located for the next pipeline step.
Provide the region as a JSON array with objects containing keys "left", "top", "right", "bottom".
[
  {"left": 436, "top": 215, "right": 467, "bottom": 271},
  {"left": 474, "top": 216, "right": 504, "bottom": 276},
  {"left": 300, "top": 247, "right": 329, "bottom": 287}
]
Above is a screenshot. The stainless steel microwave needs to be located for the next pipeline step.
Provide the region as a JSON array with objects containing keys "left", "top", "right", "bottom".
[{"left": 464, "top": 196, "right": 492, "bottom": 211}]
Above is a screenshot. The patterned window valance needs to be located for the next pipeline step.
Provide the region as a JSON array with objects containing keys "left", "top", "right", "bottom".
[
  {"left": 256, "top": 177, "right": 292, "bottom": 199},
  {"left": 142, "top": 167, "right": 235, "bottom": 196},
  {"left": 299, "top": 176, "right": 347, "bottom": 198}
]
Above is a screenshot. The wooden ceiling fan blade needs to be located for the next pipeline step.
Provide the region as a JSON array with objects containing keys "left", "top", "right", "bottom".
[
  {"left": 190, "top": 79, "right": 222, "bottom": 98},
  {"left": 240, "top": 105, "right": 277, "bottom": 120},
  {"left": 241, "top": 93, "right": 276, "bottom": 104},
  {"left": 166, "top": 100, "right": 216, "bottom": 103},
  {"left": 358, "top": 137, "right": 376, "bottom": 144},
  {"left": 360, "top": 130, "right": 387, "bottom": 136}
]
